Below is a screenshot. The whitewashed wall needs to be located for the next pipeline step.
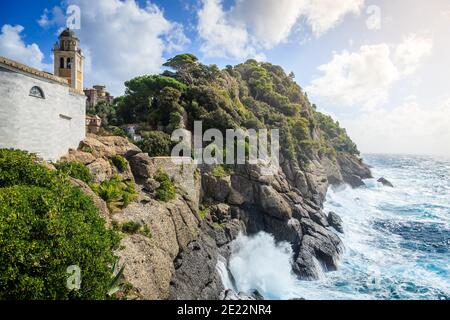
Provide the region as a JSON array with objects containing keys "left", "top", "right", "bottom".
[{"left": 0, "top": 66, "right": 86, "bottom": 162}]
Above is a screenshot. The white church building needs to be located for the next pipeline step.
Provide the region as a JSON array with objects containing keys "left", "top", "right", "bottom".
[{"left": 0, "top": 28, "right": 86, "bottom": 162}]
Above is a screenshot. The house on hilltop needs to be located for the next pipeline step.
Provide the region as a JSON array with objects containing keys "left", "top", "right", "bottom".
[{"left": 84, "top": 85, "right": 114, "bottom": 108}]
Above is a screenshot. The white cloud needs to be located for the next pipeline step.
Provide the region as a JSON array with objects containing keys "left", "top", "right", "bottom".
[
  {"left": 304, "top": 0, "right": 363, "bottom": 36},
  {"left": 41, "top": 0, "right": 189, "bottom": 95},
  {"left": 0, "top": 24, "right": 51, "bottom": 71},
  {"left": 394, "top": 34, "right": 433, "bottom": 75},
  {"left": 343, "top": 96, "right": 450, "bottom": 156},
  {"left": 197, "top": 0, "right": 364, "bottom": 60},
  {"left": 197, "top": 0, "right": 261, "bottom": 60},
  {"left": 307, "top": 34, "right": 433, "bottom": 109},
  {"left": 38, "top": 6, "right": 66, "bottom": 28}
]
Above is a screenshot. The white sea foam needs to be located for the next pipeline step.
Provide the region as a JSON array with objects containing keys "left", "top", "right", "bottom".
[{"left": 225, "top": 232, "right": 300, "bottom": 299}]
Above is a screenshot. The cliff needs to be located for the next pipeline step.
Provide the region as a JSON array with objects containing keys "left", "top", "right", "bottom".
[
  {"left": 59, "top": 56, "right": 373, "bottom": 299},
  {"left": 63, "top": 130, "right": 371, "bottom": 300}
]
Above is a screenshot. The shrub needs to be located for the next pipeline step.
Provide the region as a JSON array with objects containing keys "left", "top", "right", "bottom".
[
  {"left": 211, "top": 165, "right": 229, "bottom": 178},
  {"left": 137, "top": 131, "right": 173, "bottom": 157},
  {"left": 120, "top": 221, "right": 152, "bottom": 238},
  {"left": 154, "top": 170, "right": 176, "bottom": 202},
  {"left": 55, "top": 161, "right": 92, "bottom": 184},
  {"left": 91, "top": 176, "right": 137, "bottom": 212},
  {"left": 110, "top": 155, "right": 128, "bottom": 173},
  {"left": 0, "top": 149, "right": 119, "bottom": 300},
  {"left": 121, "top": 221, "right": 141, "bottom": 234},
  {"left": 198, "top": 207, "right": 209, "bottom": 220},
  {"left": 0, "top": 149, "right": 58, "bottom": 188}
]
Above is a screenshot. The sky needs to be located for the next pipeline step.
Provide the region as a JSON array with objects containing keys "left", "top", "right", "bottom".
[{"left": 0, "top": 0, "right": 449, "bottom": 156}]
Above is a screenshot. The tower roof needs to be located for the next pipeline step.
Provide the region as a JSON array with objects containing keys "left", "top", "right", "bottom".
[{"left": 60, "top": 28, "right": 78, "bottom": 39}]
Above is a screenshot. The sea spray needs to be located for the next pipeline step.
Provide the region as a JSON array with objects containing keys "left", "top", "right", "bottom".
[
  {"left": 216, "top": 255, "right": 235, "bottom": 291},
  {"left": 226, "top": 232, "right": 300, "bottom": 300}
]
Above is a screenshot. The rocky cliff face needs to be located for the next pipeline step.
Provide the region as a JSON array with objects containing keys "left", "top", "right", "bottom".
[{"left": 63, "top": 133, "right": 371, "bottom": 300}]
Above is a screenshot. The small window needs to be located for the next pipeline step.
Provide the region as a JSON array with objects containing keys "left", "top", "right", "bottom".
[
  {"left": 67, "top": 57, "right": 72, "bottom": 69},
  {"left": 30, "top": 86, "right": 45, "bottom": 99},
  {"left": 60, "top": 57, "right": 65, "bottom": 69}
]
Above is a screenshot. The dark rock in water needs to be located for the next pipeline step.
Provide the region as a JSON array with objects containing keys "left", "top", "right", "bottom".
[
  {"left": 344, "top": 174, "right": 366, "bottom": 188},
  {"left": 336, "top": 152, "right": 372, "bottom": 188},
  {"left": 220, "top": 289, "right": 265, "bottom": 300},
  {"left": 293, "top": 218, "right": 344, "bottom": 280},
  {"left": 378, "top": 177, "right": 394, "bottom": 188},
  {"left": 327, "top": 211, "right": 344, "bottom": 233},
  {"left": 251, "top": 289, "right": 265, "bottom": 300}
]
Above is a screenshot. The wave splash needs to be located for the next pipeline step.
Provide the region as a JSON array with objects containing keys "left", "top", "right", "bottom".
[{"left": 219, "top": 232, "right": 301, "bottom": 300}]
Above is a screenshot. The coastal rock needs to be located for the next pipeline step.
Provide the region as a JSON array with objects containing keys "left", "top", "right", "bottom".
[
  {"left": 378, "top": 177, "right": 394, "bottom": 188},
  {"left": 169, "top": 232, "right": 224, "bottom": 300},
  {"left": 210, "top": 203, "right": 231, "bottom": 222},
  {"left": 344, "top": 173, "right": 366, "bottom": 188},
  {"left": 129, "top": 154, "right": 199, "bottom": 205},
  {"left": 258, "top": 185, "right": 292, "bottom": 220},
  {"left": 143, "top": 178, "right": 160, "bottom": 193},
  {"left": 327, "top": 211, "right": 344, "bottom": 233},
  {"left": 202, "top": 174, "right": 232, "bottom": 202},
  {"left": 116, "top": 235, "right": 174, "bottom": 300},
  {"left": 229, "top": 174, "right": 255, "bottom": 205},
  {"left": 60, "top": 149, "right": 96, "bottom": 164},
  {"left": 294, "top": 218, "right": 344, "bottom": 280},
  {"left": 87, "top": 158, "right": 114, "bottom": 183},
  {"left": 220, "top": 289, "right": 264, "bottom": 300},
  {"left": 78, "top": 134, "right": 141, "bottom": 159},
  {"left": 336, "top": 152, "right": 372, "bottom": 188},
  {"left": 94, "top": 134, "right": 142, "bottom": 158}
]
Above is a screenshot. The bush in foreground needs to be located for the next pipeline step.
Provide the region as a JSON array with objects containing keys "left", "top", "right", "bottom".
[{"left": 0, "top": 149, "right": 119, "bottom": 299}]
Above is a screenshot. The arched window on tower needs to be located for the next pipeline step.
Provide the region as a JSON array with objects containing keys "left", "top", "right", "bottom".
[
  {"left": 67, "top": 58, "right": 72, "bottom": 69},
  {"left": 60, "top": 57, "right": 65, "bottom": 69},
  {"left": 30, "top": 86, "right": 45, "bottom": 99}
]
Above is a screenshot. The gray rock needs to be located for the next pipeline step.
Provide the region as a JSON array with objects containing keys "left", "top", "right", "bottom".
[
  {"left": 258, "top": 185, "right": 293, "bottom": 220},
  {"left": 210, "top": 203, "right": 231, "bottom": 222},
  {"left": 378, "top": 177, "right": 394, "bottom": 188},
  {"left": 327, "top": 211, "right": 344, "bottom": 233},
  {"left": 202, "top": 174, "right": 232, "bottom": 202},
  {"left": 343, "top": 173, "right": 366, "bottom": 188},
  {"left": 294, "top": 218, "right": 344, "bottom": 280},
  {"left": 169, "top": 232, "right": 224, "bottom": 300},
  {"left": 143, "top": 178, "right": 160, "bottom": 193},
  {"left": 220, "top": 289, "right": 264, "bottom": 300}
]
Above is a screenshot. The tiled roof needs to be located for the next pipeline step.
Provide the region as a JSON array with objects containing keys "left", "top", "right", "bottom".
[{"left": 0, "top": 56, "right": 68, "bottom": 85}]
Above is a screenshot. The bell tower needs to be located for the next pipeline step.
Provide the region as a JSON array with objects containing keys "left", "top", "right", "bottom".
[{"left": 53, "top": 28, "right": 84, "bottom": 92}]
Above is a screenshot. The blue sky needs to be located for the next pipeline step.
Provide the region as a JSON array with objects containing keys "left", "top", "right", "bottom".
[{"left": 1, "top": 0, "right": 449, "bottom": 156}]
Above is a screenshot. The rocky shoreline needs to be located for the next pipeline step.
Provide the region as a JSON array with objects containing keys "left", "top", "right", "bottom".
[{"left": 62, "top": 133, "right": 372, "bottom": 300}]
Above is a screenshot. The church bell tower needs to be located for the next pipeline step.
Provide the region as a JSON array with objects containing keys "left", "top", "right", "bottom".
[{"left": 53, "top": 28, "right": 84, "bottom": 92}]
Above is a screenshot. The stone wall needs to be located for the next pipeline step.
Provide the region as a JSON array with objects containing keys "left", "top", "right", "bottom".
[{"left": 0, "top": 65, "right": 86, "bottom": 162}]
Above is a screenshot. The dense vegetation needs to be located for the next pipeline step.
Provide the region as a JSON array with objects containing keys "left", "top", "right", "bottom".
[
  {"left": 0, "top": 149, "right": 119, "bottom": 299},
  {"left": 93, "top": 53, "right": 359, "bottom": 164},
  {"left": 55, "top": 161, "right": 93, "bottom": 184}
]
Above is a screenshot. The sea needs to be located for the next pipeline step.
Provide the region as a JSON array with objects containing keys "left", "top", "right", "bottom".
[{"left": 217, "top": 154, "right": 450, "bottom": 300}]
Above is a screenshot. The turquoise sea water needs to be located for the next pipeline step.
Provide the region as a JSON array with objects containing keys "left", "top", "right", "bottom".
[{"left": 222, "top": 154, "right": 450, "bottom": 300}]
